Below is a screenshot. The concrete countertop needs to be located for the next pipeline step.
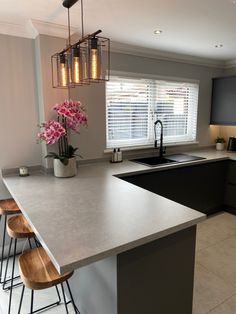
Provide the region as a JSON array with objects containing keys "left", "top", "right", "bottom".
[{"left": 3, "top": 149, "right": 233, "bottom": 274}]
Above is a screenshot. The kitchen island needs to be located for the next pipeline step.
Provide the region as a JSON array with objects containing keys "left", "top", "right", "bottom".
[{"left": 3, "top": 150, "right": 230, "bottom": 314}]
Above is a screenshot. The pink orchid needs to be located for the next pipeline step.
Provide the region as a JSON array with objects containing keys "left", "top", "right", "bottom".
[
  {"left": 38, "top": 99, "right": 87, "bottom": 161},
  {"left": 53, "top": 99, "right": 88, "bottom": 132},
  {"left": 38, "top": 120, "right": 66, "bottom": 145}
]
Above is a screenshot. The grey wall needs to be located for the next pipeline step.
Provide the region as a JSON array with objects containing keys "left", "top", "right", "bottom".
[
  {"left": 0, "top": 34, "right": 42, "bottom": 199},
  {"left": 70, "top": 52, "right": 223, "bottom": 160},
  {"left": 223, "top": 67, "right": 236, "bottom": 76},
  {"left": 0, "top": 33, "right": 225, "bottom": 193},
  {"left": 34, "top": 35, "right": 68, "bottom": 168}
]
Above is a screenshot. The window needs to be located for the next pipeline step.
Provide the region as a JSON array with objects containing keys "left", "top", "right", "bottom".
[{"left": 106, "top": 75, "right": 199, "bottom": 149}]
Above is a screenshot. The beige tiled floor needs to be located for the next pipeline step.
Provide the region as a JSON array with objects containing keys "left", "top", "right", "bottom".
[
  {"left": 194, "top": 212, "right": 236, "bottom": 314},
  {"left": 1, "top": 212, "right": 236, "bottom": 313}
]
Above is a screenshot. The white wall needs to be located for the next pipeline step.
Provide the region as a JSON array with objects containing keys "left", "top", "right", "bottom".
[{"left": 0, "top": 34, "right": 41, "bottom": 199}]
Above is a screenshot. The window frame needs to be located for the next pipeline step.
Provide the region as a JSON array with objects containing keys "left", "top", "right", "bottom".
[{"left": 106, "top": 71, "right": 199, "bottom": 150}]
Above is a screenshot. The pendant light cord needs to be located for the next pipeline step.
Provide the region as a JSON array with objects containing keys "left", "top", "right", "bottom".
[
  {"left": 67, "top": 8, "right": 71, "bottom": 46},
  {"left": 67, "top": 8, "right": 71, "bottom": 99},
  {"left": 81, "top": 0, "right": 84, "bottom": 38}
]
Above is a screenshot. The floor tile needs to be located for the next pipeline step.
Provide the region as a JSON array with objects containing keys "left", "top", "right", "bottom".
[
  {"left": 196, "top": 233, "right": 236, "bottom": 288},
  {"left": 208, "top": 293, "right": 236, "bottom": 314},
  {"left": 192, "top": 263, "right": 236, "bottom": 314},
  {"left": 196, "top": 212, "right": 236, "bottom": 251}
]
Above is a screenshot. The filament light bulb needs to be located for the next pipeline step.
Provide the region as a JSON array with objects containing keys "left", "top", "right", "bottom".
[
  {"left": 73, "top": 57, "right": 80, "bottom": 83},
  {"left": 90, "top": 37, "right": 101, "bottom": 80},
  {"left": 91, "top": 49, "right": 98, "bottom": 80},
  {"left": 60, "top": 63, "right": 67, "bottom": 86},
  {"left": 59, "top": 54, "right": 67, "bottom": 87},
  {"left": 71, "top": 47, "right": 81, "bottom": 84}
]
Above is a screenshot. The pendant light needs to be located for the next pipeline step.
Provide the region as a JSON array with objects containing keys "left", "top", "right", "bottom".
[
  {"left": 51, "top": 0, "right": 110, "bottom": 88},
  {"left": 58, "top": 53, "right": 68, "bottom": 87}
]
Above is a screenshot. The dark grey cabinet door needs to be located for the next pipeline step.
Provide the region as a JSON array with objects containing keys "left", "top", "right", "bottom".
[
  {"left": 225, "top": 161, "right": 236, "bottom": 210},
  {"left": 122, "top": 161, "right": 228, "bottom": 215},
  {"left": 211, "top": 76, "right": 236, "bottom": 125}
]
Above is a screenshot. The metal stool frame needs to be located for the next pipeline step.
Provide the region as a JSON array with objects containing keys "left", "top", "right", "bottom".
[{"left": 18, "top": 280, "right": 80, "bottom": 314}]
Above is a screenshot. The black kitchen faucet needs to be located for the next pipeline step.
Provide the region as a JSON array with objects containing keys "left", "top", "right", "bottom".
[{"left": 154, "top": 119, "right": 166, "bottom": 158}]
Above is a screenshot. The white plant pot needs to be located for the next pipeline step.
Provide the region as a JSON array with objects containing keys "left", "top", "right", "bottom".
[
  {"left": 53, "top": 157, "right": 77, "bottom": 178},
  {"left": 216, "top": 143, "right": 225, "bottom": 151}
]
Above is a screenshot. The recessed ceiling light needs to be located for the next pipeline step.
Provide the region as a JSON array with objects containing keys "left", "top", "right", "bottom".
[
  {"left": 215, "top": 44, "right": 223, "bottom": 48},
  {"left": 154, "top": 30, "right": 163, "bottom": 35}
]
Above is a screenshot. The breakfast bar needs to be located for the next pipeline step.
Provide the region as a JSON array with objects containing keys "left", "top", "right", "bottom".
[{"left": 1, "top": 153, "right": 214, "bottom": 314}]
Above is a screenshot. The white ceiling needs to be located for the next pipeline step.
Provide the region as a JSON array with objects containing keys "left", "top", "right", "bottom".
[{"left": 1, "top": 0, "right": 236, "bottom": 63}]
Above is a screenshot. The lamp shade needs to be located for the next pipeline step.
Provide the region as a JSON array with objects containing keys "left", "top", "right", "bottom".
[
  {"left": 51, "top": 52, "right": 72, "bottom": 88},
  {"left": 82, "top": 35, "right": 110, "bottom": 83}
]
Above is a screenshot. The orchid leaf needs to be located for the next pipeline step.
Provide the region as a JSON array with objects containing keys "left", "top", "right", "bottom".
[{"left": 45, "top": 152, "right": 60, "bottom": 159}]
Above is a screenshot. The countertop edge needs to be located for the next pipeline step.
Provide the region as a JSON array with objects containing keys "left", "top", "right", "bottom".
[{"left": 59, "top": 215, "right": 205, "bottom": 273}]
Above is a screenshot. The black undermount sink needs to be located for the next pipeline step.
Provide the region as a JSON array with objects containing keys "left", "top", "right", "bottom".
[{"left": 131, "top": 154, "right": 206, "bottom": 167}]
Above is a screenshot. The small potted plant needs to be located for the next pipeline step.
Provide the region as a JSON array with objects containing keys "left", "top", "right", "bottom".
[
  {"left": 215, "top": 137, "right": 226, "bottom": 151},
  {"left": 38, "top": 99, "right": 87, "bottom": 177}
]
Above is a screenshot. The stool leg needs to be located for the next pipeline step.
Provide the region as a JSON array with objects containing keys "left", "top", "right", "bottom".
[
  {"left": 61, "top": 283, "right": 69, "bottom": 314},
  {"left": 34, "top": 238, "right": 39, "bottom": 248},
  {"left": 66, "top": 280, "right": 80, "bottom": 314},
  {"left": 28, "top": 238, "right": 32, "bottom": 249},
  {"left": 2, "top": 237, "right": 21, "bottom": 291},
  {"left": 2, "top": 237, "right": 12, "bottom": 289},
  {"left": 20, "top": 286, "right": 61, "bottom": 314},
  {"left": 0, "top": 215, "right": 7, "bottom": 283},
  {"left": 8, "top": 238, "right": 17, "bottom": 314},
  {"left": 30, "top": 290, "right": 34, "bottom": 314},
  {"left": 18, "top": 285, "right": 25, "bottom": 314},
  {"left": 55, "top": 285, "right": 61, "bottom": 304}
]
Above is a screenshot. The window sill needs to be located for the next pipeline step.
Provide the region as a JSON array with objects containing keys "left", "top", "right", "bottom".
[{"left": 104, "top": 141, "right": 199, "bottom": 153}]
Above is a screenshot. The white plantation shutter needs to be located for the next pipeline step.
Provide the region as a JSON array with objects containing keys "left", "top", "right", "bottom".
[
  {"left": 106, "top": 76, "right": 199, "bottom": 148},
  {"left": 154, "top": 80, "right": 198, "bottom": 143}
]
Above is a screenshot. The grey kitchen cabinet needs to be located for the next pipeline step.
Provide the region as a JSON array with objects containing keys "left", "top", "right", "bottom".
[
  {"left": 211, "top": 76, "right": 236, "bottom": 125},
  {"left": 225, "top": 161, "right": 236, "bottom": 211},
  {"left": 122, "top": 161, "right": 228, "bottom": 215}
]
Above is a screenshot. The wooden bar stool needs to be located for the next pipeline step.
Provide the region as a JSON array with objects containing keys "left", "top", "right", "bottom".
[
  {"left": 6, "top": 214, "right": 36, "bottom": 314},
  {"left": 0, "top": 199, "right": 21, "bottom": 284},
  {"left": 18, "top": 247, "right": 80, "bottom": 313}
]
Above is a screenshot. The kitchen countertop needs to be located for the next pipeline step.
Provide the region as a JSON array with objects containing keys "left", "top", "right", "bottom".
[{"left": 3, "top": 149, "right": 234, "bottom": 274}]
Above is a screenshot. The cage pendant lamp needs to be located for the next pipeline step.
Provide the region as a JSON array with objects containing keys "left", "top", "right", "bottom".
[
  {"left": 51, "top": 0, "right": 110, "bottom": 88},
  {"left": 83, "top": 34, "right": 110, "bottom": 83}
]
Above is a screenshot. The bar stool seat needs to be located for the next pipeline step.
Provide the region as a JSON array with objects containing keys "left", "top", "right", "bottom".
[
  {"left": 19, "top": 247, "right": 73, "bottom": 290},
  {"left": 18, "top": 247, "right": 79, "bottom": 313},
  {"left": 6, "top": 214, "right": 35, "bottom": 314},
  {"left": 7, "top": 215, "right": 34, "bottom": 239},
  {"left": 0, "top": 199, "right": 21, "bottom": 215},
  {"left": 0, "top": 199, "right": 21, "bottom": 286}
]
